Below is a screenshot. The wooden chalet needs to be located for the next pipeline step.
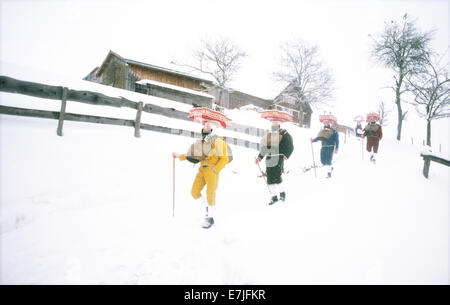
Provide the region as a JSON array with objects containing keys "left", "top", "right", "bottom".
[
  {"left": 273, "top": 84, "right": 313, "bottom": 128},
  {"left": 84, "top": 50, "right": 215, "bottom": 107},
  {"left": 208, "top": 87, "right": 272, "bottom": 110}
]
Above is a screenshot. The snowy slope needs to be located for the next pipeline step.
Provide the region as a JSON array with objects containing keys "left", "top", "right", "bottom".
[{"left": 1, "top": 108, "right": 448, "bottom": 284}]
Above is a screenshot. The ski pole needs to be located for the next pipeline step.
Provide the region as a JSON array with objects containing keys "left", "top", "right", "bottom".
[
  {"left": 361, "top": 136, "right": 364, "bottom": 160},
  {"left": 172, "top": 156, "right": 175, "bottom": 217},
  {"left": 256, "top": 160, "right": 271, "bottom": 195},
  {"left": 310, "top": 142, "right": 317, "bottom": 178}
]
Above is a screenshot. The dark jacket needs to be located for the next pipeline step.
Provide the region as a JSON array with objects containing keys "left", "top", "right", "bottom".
[
  {"left": 258, "top": 129, "right": 294, "bottom": 160},
  {"left": 363, "top": 123, "right": 382, "bottom": 141}
]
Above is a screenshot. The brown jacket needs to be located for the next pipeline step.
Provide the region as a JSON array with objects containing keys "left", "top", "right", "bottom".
[{"left": 363, "top": 123, "right": 382, "bottom": 141}]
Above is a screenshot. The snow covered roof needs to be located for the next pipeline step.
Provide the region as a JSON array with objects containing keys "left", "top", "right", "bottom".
[{"left": 97, "top": 50, "right": 214, "bottom": 84}]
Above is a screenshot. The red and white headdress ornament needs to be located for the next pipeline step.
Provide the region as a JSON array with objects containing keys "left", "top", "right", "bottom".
[
  {"left": 366, "top": 112, "right": 380, "bottom": 123},
  {"left": 354, "top": 115, "right": 364, "bottom": 123},
  {"left": 319, "top": 114, "right": 337, "bottom": 125},
  {"left": 188, "top": 107, "right": 231, "bottom": 128},
  {"left": 260, "top": 110, "right": 293, "bottom": 123}
]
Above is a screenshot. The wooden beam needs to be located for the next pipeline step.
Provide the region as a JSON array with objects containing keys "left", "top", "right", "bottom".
[
  {"left": 143, "top": 104, "right": 190, "bottom": 122},
  {"left": 420, "top": 153, "right": 450, "bottom": 178},
  {"left": 421, "top": 154, "right": 450, "bottom": 167},
  {"left": 57, "top": 87, "right": 68, "bottom": 136},
  {"left": 0, "top": 105, "right": 134, "bottom": 127},
  {"left": 0, "top": 75, "right": 136, "bottom": 109},
  {"left": 423, "top": 159, "right": 431, "bottom": 179},
  {"left": 134, "top": 102, "right": 143, "bottom": 137},
  {"left": 0, "top": 75, "right": 62, "bottom": 101}
]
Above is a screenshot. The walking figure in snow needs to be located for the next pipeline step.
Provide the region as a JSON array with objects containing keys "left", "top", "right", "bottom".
[
  {"left": 172, "top": 108, "right": 232, "bottom": 229},
  {"left": 311, "top": 115, "right": 339, "bottom": 178},
  {"left": 355, "top": 122, "right": 363, "bottom": 139},
  {"left": 362, "top": 113, "right": 382, "bottom": 164},
  {"left": 354, "top": 115, "right": 364, "bottom": 140},
  {"left": 256, "top": 110, "right": 294, "bottom": 205}
]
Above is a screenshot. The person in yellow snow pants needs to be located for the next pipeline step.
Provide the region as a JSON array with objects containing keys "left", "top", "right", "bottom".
[
  {"left": 172, "top": 122, "right": 228, "bottom": 228},
  {"left": 190, "top": 166, "right": 219, "bottom": 206}
]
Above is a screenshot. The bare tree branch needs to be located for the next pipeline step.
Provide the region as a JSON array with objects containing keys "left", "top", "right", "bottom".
[
  {"left": 174, "top": 37, "right": 247, "bottom": 89},
  {"left": 378, "top": 100, "right": 392, "bottom": 126},
  {"left": 370, "top": 13, "right": 434, "bottom": 140},
  {"left": 273, "top": 39, "right": 335, "bottom": 110},
  {"left": 405, "top": 50, "right": 450, "bottom": 145}
]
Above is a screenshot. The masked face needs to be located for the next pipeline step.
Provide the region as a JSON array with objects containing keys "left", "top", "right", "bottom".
[
  {"left": 202, "top": 128, "right": 212, "bottom": 137},
  {"left": 271, "top": 124, "right": 280, "bottom": 132}
]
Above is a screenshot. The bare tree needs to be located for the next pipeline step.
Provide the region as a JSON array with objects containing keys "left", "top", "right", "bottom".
[
  {"left": 274, "top": 39, "right": 334, "bottom": 126},
  {"left": 405, "top": 51, "right": 450, "bottom": 146},
  {"left": 370, "top": 14, "right": 434, "bottom": 141},
  {"left": 378, "top": 100, "right": 392, "bottom": 126},
  {"left": 174, "top": 37, "right": 247, "bottom": 89}
]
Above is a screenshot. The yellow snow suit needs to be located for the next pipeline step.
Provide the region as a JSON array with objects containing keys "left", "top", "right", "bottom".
[{"left": 179, "top": 137, "right": 228, "bottom": 206}]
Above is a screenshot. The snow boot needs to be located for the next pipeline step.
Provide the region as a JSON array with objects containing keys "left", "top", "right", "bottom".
[
  {"left": 202, "top": 217, "right": 215, "bottom": 229},
  {"left": 268, "top": 196, "right": 279, "bottom": 205},
  {"left": 202, "top": 205, "right": 215, "bottom": 229},
  {"left": 280, "top": 192, "right": 286, "bottom": 202},
  {"left": 326, "top": 172, "right": 332, "bottom": 178}
]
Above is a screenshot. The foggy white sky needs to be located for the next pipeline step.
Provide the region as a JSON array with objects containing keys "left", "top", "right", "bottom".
[{"left": 0, "top": 0, "right": 449, "bottom": 144}]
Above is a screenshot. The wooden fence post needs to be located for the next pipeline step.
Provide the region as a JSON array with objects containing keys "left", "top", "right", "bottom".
[
  {"left": 57, "top": 87, "right": 68, "bottom": 136},
  {"left": 423, "top": 158, "right": 431, "bottom": 178},
  {"left": 134, "top": 102, "right": 143, "bottom": 138}
]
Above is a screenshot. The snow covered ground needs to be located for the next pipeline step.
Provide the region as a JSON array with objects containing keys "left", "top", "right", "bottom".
[{"left": 1, "top": 105, "right": 448, "bottom": 284}]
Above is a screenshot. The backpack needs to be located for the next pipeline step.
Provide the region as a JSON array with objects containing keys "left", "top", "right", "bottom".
[
  {"left": 186, "top": 136, "right": 233, "bottom": 164},
  {"left": 365, "top": 124, "right": 380, "bottom": 135},
  {"left": 279, "top": 129, "right": 294, "bottom": 159},
  {"left": 260, "top": 131, "right": 283, "bottom": 148},
  {"left": 316, "top": 128, "right": 333, "bottom": 141}
]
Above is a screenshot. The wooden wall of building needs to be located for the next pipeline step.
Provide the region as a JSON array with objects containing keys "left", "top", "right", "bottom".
[
  {"left": 128, "top": 64, "right": 205, "bottom": 91},
  {"left": 229, "top": 91, "right": 272, "bottom": 109},
  {"left": 100, "top": 59, "right": 127, "bottom": 89}
]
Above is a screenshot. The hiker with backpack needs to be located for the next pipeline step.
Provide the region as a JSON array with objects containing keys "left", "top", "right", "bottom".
[
  {"left": 362, "top": 113, "right": 382, "bottom": 164},
  {"left": 355, "top": 122, "right": 363, "bottom": 139},
  {"left": 172, "top": 121, "right": 230, "bottom": 229},
  {"left": 255, "top": 120, "right": 294, "bottom": 205},
  {"left": 310, "top": 115, "right": 339, "bottom": 178}
]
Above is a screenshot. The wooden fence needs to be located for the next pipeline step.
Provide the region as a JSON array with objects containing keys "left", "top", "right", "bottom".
[
  {"left": 0, "top": 75, "right": 261, "bottom": 150},
  {"left": 420, "top": 152, "right": 450, "bottom": 178}
]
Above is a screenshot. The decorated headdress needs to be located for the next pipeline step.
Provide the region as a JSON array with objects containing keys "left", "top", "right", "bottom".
[
  {"left": 188, "top": 107, "right": 231, "bottom": 128},
  {"left": 319, "top": 114, "right": 337, "bottom": 126},
  {"left": 260, "top": 110, "right": 294, "bottom": 123},
  {"left": 354, "top": 115, "right": 364, "bottom": 123},
  {"left": 366, "top": 112, "right": 380, "bottom": 123}
]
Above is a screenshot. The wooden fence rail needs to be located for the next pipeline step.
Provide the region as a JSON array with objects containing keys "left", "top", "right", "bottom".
[
  {"left": 0, "top": 105, "right": 260, "bottom": 150},
  {"left": 0, "top": 75, "right": 266, "bottom": 137},
  {"left": 420, "top": 152, "right": 450, "bottom": 178}
]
